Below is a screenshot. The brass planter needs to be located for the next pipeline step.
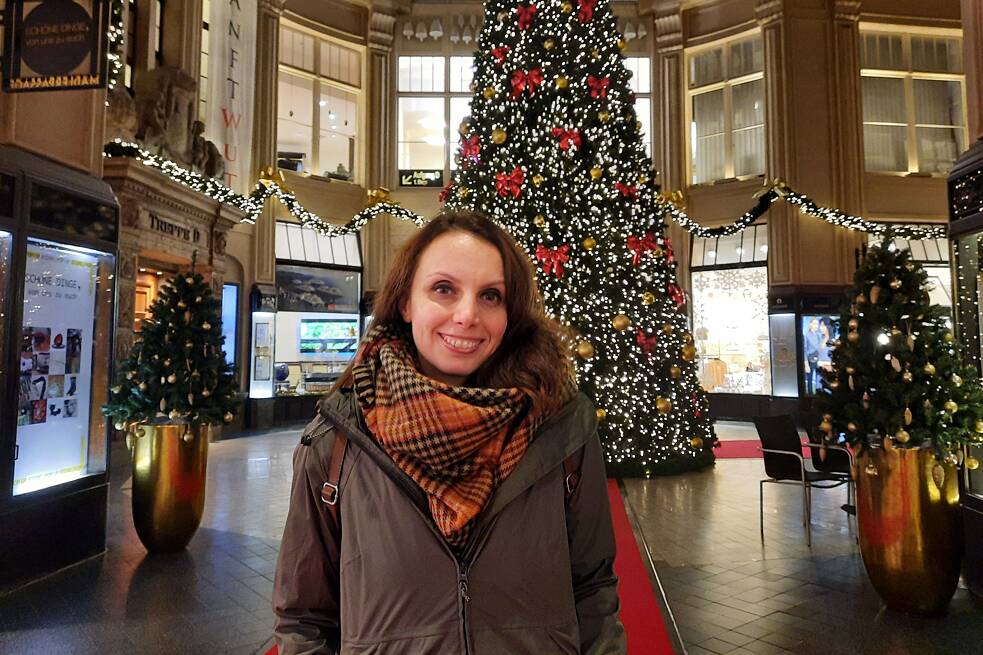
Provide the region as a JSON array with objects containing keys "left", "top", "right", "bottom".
[
  {"left": 855, "top": 446, "right": 963, "bottom": 614},
  {"left": 131, "top": 423, "right": 210, "bottom": 553}
]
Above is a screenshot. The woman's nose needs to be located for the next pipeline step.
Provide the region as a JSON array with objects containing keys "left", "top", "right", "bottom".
[{"left": 453, "top": 297, "right": 479, "bottom": 325}]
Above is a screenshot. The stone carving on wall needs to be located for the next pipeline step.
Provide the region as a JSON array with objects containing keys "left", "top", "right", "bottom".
[{"left": 117, "top": 67, "right": 227, "bottom": 180}]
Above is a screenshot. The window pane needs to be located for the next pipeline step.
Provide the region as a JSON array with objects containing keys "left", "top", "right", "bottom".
[
  {"left": 714, "top": 233, "right": 743, "bottom": 265},
  {"left": 397, "top": 56, "right": 445, "bottom": 92},
  {"left": 691, "top": 89, "right": 725, "bottom": 183},
  {"left": 728, "top": 37, "right": 762, "bottom": 79},
  {"left": 626, "top": 57, "right": 651, "bottom": 94},
  {"left": 914, "top": 79, "right": 963, "bottom": 127},
  {"left": 691, "top": 237, "right": 704, "bottom": 267},
  {"left": 916, "top": 127, "right": 963, "bottom": 174},
  {"left": 397, "top": 96, "right": 445, "bottom": 169},
  {"left": 319, "top": 86, "right": 358, "bottom": 179},
  {"left": 277, "top": 71, "right": 314, "bottom": 171},
  {"left": 862, "top": 76, "right": 906, "bottom": 123},
  {"left": 702, "top": 238, "right": 718, "bottom": 266},
  {"left": 221, "top": 284, "right": 238, "bottom": 367},
  {"left": 753, "top": 224, "right": 769, "bottom": 262},
  {"left": 634, "top": 97, "right": 652, "bottom": 159},
  {"left": 689, "top": 48, "right": 723, "bottom": 88},
  {"left": 449, "top": 56, "right": 474, "bottom": 93},
  {"left": 860, "top": 33, "right": 904, "bottom": 70},
  {"left": 912, "top": 36, "right": 962, "bottom": 74},
  {"left": 449, "top": 96, "right": 471, "bottom": 170},
  {"left": 863, "top": 124, "right": 908, "bottom": 172},
  {"left": 321, "top": 41, "right": 361, "bottom": 87},
  {"left": 732, "top": 79, "right": 764, "bottom": 177}
]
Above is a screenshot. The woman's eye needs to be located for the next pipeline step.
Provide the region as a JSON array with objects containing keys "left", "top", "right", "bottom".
[
  {"left": 482, "top": 290, "right": 503, "bottom": 303},
  {"left": 433, "top": 283, "right": 454, "bottom": 295}
]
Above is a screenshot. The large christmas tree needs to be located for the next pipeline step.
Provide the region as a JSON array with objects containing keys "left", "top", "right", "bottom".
[{"left": 444, "top": 0, "right": 716, "bottom": 474}]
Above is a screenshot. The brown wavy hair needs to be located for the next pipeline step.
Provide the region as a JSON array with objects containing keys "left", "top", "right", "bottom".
[{"left": 332, "top": 210, "right": 574, "bottom": 417}]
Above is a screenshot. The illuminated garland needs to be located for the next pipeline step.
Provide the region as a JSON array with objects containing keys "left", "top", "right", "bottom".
[
  {"left": 107, "top": 0, "right": 125, "bottom": 90},
  {"left": 663, "top": 180, "right": 948, "bottom": 240},
  {"left": 103, "top": 140, "right": 426, "bottom": 234}
]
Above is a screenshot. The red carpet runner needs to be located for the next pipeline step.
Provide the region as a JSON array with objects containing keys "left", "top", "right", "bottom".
[
  {"left": 265, "top": 480, "right": 673, "bottom": 654},
  {"left": 715, "top": 439, "right": 812, "bottom": 459}
]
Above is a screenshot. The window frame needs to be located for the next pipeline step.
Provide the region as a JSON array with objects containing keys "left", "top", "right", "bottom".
[
  {"left": 684, "top": 29, "right": 765, "bottom": 186},
  {"left": 625, "top": 56, "right": 653, "bottom": 160},
  {"left": 276, "top": 18, "right": 366, "bottom": 184},
  {"left": 859, "top": 24, "right": 968, "bottom": 176}
]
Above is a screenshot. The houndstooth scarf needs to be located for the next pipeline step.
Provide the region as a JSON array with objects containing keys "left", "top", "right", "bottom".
[{"left": 352, "top": 324, "right": 552, "bottom": 548}]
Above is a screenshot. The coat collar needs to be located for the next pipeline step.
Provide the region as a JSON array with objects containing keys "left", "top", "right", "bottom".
[{"left": 317, "top": 388, "right": 598, "bottom": 524}]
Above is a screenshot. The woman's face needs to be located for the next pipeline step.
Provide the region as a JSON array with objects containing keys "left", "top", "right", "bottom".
[{"left": 400, "top": 231, "right": 508, "bottom": 387}]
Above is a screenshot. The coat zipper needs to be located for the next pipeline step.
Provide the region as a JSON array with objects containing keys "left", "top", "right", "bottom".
[{"left": 459, "top": 562, "right": 472, "bottom": 655}]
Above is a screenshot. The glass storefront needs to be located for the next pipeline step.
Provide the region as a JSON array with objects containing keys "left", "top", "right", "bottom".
[
  {"left": 690, "top": 224, "right": 771, "bottom": 395},
  {"left": 953, "top": 232, "right": 983, "bottom": 505},
  {"left": 13, "top": 239, "right": 116, "bottom": 496}
]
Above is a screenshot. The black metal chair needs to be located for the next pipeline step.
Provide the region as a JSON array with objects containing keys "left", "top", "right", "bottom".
[{"left": 753, "top": 415, "right": 851, "bottom": 547}]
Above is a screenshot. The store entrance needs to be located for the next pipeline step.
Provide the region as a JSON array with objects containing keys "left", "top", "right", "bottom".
[{"left": 134, "top": 259, "right": 183, "bottom": 332}]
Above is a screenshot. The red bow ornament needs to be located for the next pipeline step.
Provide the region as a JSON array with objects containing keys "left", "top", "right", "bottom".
[
  {"left": 551, "top": 127, "right": 582, "bottom": 151},
  {"left": 615, "top": 182, "right": 638, "bottom": 199},
  {"left": 578, "top": 0, "right": 597, "bottom": 23},
  {"left": 626, "top": 232, "right": 658, "bottom": 266},
  {"left": 511, "top": 68, "right": 544, "bottom": 99},
  {"left": 636, "top": 328, "right": 657, "bottom": 358},
  {"left": 491, "top": 46, "right": 510, "bottom": 66},
  {"left": 495, "top": 167, "right": 525, "bottom": 198},
  {"left": 459, "top": 135, "right": 480, "bottom": 161},
  {"left": 664, "top": 236, "right": 676, "bottom": 265},
  {"left": 438, "top": 181, "right": 455, "bottom": 203},
  {"left": 587, "top": 75, "right": 609, "bottom": 98},
  {"left": 668, "top": 283, "right": 686, "bottom": 308},
  {"left": 692, "top": 392, "right": 701, "bottom": 418},
  {"left": 535, "top": 243, "right": 571, "bottom": 279},
  {"left": 516, "top": 4, "right": 537, "bottom": 29}
]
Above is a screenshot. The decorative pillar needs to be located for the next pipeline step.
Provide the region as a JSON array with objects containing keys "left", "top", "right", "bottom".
[
  {"left": 250, "top": 0, "right": 286, "bottom": 285},
  {"left": 653, "top": 2, "right": 684, "bottom": 194},
  {"left": 962, "top": 0, "right": 983, "bottom": 142},
  {"left": 161, "top": 0, "right": 203, "bottom": 78},
  {"left": 115, "top": 243, "right": 140, "bottom": 369},
  {"left": 363, "top": 10, "right": 398, "bottom": 293}
]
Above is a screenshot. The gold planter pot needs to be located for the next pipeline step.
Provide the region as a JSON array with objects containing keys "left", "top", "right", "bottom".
[
  {"left": 855, "top": 446, "right": 963, "bottom": 615},
  {"left": 131, "top": 423, "right": 210, "bottom": 553}
]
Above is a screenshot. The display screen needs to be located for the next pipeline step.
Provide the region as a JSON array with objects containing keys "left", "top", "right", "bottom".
[
  {"left": 299, "top": 318, "right": 359, "bottom": 362},
  {"left": 14, "top": 238, "right": 115, "bottom": 495},
  {"left": 801, "top": 315, "right": 839, "bottom": 396}
]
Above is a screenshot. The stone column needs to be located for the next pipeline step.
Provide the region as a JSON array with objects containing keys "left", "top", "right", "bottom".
[
  {"left": 962, "top": 0, "right": 983, "bottom": 142},
  {"left": 362, "top": 10, "right": 398, "bottom": 294},
  {"left": 161, "top": 0, "right": 203, "bottom": 78},
  {"left": 115, "top": 244, "right": 141, "bottom": 370},
  {"left": 250, "top": 0, "right": 286, "bottom": 285}
]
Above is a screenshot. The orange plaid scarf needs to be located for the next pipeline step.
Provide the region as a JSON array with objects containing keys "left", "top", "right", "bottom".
[{"left": 352, "top": 324, "right": 546, "bottom": 547}]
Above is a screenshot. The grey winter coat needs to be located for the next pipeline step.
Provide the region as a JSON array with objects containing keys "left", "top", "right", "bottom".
[{"left": 273, "top": 387, "right": 627, "bottom": 654}]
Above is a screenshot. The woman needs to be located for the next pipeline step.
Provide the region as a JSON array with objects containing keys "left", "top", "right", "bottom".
[{"left": 273, "top": 211, "right": 626, "bottom": 654}]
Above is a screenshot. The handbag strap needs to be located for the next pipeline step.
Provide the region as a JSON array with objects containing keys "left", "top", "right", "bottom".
[
  {"left": 563, "top": 445, "right": 587, "bottom": 502},
  {"left": 320, "top": 430, "right": 349, "bottom": 526}
]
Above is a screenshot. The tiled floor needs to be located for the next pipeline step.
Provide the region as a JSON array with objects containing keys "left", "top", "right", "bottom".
[
  {"left": 1, "top": 421, "right": 981, "bottom": 655},
  {"left": 623, "top": 457, "right": 983, "bottom": 655}
]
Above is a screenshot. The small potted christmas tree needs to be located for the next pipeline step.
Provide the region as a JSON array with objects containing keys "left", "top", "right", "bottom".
[
  {"left": 816, "top": 237, "right": 982, "bottom": 614},
  {"left": 104, "top": 264, "right": 237, "bottom": 552}
]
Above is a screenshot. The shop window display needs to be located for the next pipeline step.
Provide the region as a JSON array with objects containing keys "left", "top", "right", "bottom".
[
  {"left": 691, "top": 267, "right": 770, "bottom": 394},
  {"left": 800, "top": 315, "right": 839, "bottom": 396}
]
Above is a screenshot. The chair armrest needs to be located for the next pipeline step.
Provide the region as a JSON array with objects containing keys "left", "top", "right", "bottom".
[
  {"left": 824, "top": 443, "right": 856, "bottom": 469},
  {"left": 758, "top": 447, "right": 807, "bottom": 480}
]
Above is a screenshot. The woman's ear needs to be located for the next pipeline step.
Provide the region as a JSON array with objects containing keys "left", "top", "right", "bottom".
[{"left": 400, "top": 297, "right": 411, "bottom": 324}]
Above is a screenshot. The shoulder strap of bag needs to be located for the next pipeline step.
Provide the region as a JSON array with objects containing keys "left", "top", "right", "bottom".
[
  {"left": 563, "top": 444, "right": 587, "bottom": 502},
  {"left": 319, "top": 429, "right": 349, "bottom": 526}
]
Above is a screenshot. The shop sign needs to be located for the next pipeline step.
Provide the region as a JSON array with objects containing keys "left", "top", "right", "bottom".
[
  {"left": 147, "top": 212, "right": 203, "bottom": 244},
  {"left": 2, "top": 0, "right": 110, "bottom": 93},
  {"left": 399, "top": 170, "right": 443, "bottom": 187}
]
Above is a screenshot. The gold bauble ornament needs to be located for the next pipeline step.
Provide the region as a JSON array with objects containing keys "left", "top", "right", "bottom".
[
  {"left": 690, "top": 437, "right": 703, "bottom": 448},
  {"left": 598, "top": 111, "right": 610, "bottom": 123},
  {"left": 483, "top": 86, "right": 496, "bottom": 99},
  {"left": 492, "top": 128, "right": 507, "bottom": 144},
  {"left": 596, "top": 408, "right": 607, "bottom": 421},
  {"left": 953, "top": 374, "right": 963, "bottom": 387},
  {"left": 895, "top": 428, "right": 910, "bottom": 444},
  {"left": 202, "top": 321, "right": 211, "bottom": 331},
  {"left": 656, "top": 397, "right": 672, "bottom": 414},
  {"left": 638, "top": 174, "right": 648, "bottom": 185},
  {"left": 139, "top": 382, "right": 148, "bottom": 392},
  {"left": 865, "top": 463, "right": 879, "bottom": 477},
  {"left": 590, "top": 167, "right": 603, "bottom": 180},
  {"left": 848, "top": 318, "right": 859, "bottom": 330},
  {"left": 923, "top": 362, "right": 936, "bottom": 376},
  {"left": 845, "top": 366, "right": 856, "bottom": 375},
  {"left": 975, "top": 419, "right": 983, "bottom": 433},
  {"left": 583, "top": 237, "right": 597, "bottom": 251},
  {"left": 847, "top": 330, "right": 860, "bottom": 343},
  {"left": 114, "top": 421, "right": 125, "bottom": 431},
  {"left": 669, "top": 365, "right": 681, "bottom": 379},
  {"left": 177, "top": 300, "right": 187, "bottom": 309},
  {"left": 617, "top": 39, "right": 626, "bottom": 50},
  {"left": 556, "top": 75, "right": 569, "bottom": 89},
  {"left": 636, "top": 121, "right": 643, "bottom": 132},
  {"left": 856, "top": 293, "right": 867, "bottom": 304},
  {"left": 890, "top": 279, "right": 902, "bottom": 290},
  {"left": 533, "top": 214, "right": 546, "bottom": 227},
  {"left": 224, "top": 412, "right": 234, "bottom": 423},
  {"left": 829, "top": 380, "right": 840, "bottom": 390},
  {"left": 820, "top": 419, "right": 833, "bottom": 433},
  {"left": 681, "top": 344, "right": 697, "bottom": 361},
  {"left": 201, "top": 389, "right": 211, "bottom": 398},
  {"left": 167, "top": 373, "right": 177, "bottom": 384},
  {"left": 870, "top": 286, "right": 882, "bottom": 304},
  {"left": 544, "top": 38, "right": 555, "bottom": 50},
  {"left": 195, "top": 296, "right": 202, "bottom": 303},
  {"left": 561, "top": 1, "right": 572, "bottom": 11},
  {"left": 457, "top": 185, "right": 470, "bottom": 198},
  {"left": 902, "top": 371, "right": 913, "bottom": 383},
  {"left": 847, "top": 422, "right": 858, "bottom": 433},
  {"left": 641, "top": 292, "right": 655, "bottom": 305},
  {"left": 612, "top": 314, "right": 631, "bottom": 331},
  {"left": 168, "top": 409, "right": 182, "bottom": 421},
  {"left": 662, "top": 323, "right": 673, "bottom": 334},
  {"left": 591, "top": 47, "right": 600, "bottom": 59},
  {"left": 532, "top": 174, "right": 544, "bottom": 187},
  {"left": 890, "top": 327, "right": 902, "bottom": 337},
  {"left": 944, "top": 400, "right": 959, "bottom": 414},
  {"left": 904, "top": 407, "right": 913, "bottom": 425},
  {"left": 944, "top": 332, "right": 955, "bottom": 343},
  {"left": 576, "top": 341, "right": 595, "bottom": 359},
  {"left": 967, "top": 457, "right": 981, "bottom": 471}
]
